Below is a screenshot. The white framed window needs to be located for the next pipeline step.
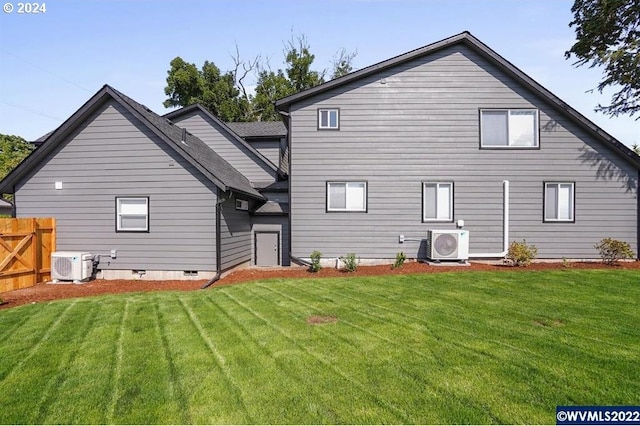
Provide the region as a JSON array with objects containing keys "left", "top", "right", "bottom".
[
  {"left": 318, "top": 108, "right": 339, "bottom": 130},
  {"left": 480, "top": 109, "right": 539, "bottom": 148},
  {"left": 235, "top": 199, "right": 249, "bottom": 211},
  {"left": 327, "top": 182, "right": 367, "bottom": 212},
  {"left": 116, "top": 197, "right": 149, "bottom": 232},
  {"left": 544, "top": 182, "right": 574, "bottom": 222},
  {"left": 423, "top": 182, "right": 453, "bottom": 222}
]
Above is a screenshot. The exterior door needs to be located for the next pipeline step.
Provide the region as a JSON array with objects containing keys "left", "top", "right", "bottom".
[{"left": 255, "top": 232, "right": 279, "bottom": 266}]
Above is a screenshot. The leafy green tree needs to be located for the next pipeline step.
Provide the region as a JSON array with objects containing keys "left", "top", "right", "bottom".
[
  {"left": 164, "top": 58, "right": 248, "bottom": 122},
  {"left": 566, "top": 0, "right": 640, "bottom": 118},
  {"left": 0, "top": 134, "right": 33, "bottom": 180},
  {"left": 253, "top": 68, "right": 294, "bottom": 121}
]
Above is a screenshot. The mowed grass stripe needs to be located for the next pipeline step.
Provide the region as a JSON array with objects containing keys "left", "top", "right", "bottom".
[
  {"left": 0, "top": 270, "right": 638, "bottom": 424},
  {"left": 219, "top": 287, "right": 412, "bottom": 424},
  {"left": 247, "top": 282, "right": 504, "bottom": 424}
]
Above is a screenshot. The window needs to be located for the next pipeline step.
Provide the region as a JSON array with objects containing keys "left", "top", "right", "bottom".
[
  {"left": 544, "top": 182, "right": 574, "bottom": 222},
  {"left": 480, "top": 109, "right": 539, "bottom": 148},
  {"left": 318, "top": 108, "right": 339, "bottom": 130},
  {"left": 116, "top": 197, "right": 149, "bottom": 232},
  {"left": 423, "top": 182, "right": 453, "bottom": 222},
  {"left": 235, "top": 199, "right": 249, "bottom": 211},
  {"left": 327, "top": 182, "right": 366, "bottom": 212}
]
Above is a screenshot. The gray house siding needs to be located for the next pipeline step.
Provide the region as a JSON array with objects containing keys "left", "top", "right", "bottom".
[
  {"left": 219, "top": 195, "right": 252, "bottom": 270},
  {"left": 246, "top": 139, "right": 281, "bottom": 170},
  {"left": 15, "top": 99, "right": 219, "bottom": 271},
  {"left": 171, "top": 111, "right": 278, "bottom": 184},
  {"left": 288, "top": 44, "right": 638, "bottom": 260}
]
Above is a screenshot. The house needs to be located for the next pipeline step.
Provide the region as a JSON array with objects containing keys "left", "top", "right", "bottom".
[
  {"left": 0, "top": 85, "right": 267, "bottom": 280},
  {"left": 1, "top": 32, "right": 638, "bottom": 279},
  {"left": 275, "top": 31, "right": 639, "bottom": 262},
  {"left": 163, "top": 105, "right": 291, "bottom": 267}
]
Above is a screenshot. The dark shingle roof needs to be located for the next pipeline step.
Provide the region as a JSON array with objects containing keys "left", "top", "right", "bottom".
[
  {"left": 0, "top": 85, "right": 264, "bottom": 200},
  {"left": 276, "top": 31, "right": 640, "bottom": 170},
  {"left": 225, "top": 121, "right": 287, "bottom": 138}
]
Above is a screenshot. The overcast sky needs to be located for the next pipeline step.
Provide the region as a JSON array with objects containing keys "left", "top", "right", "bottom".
[{"left": 0, "top": 0, "right": 637, "bottom": 148}]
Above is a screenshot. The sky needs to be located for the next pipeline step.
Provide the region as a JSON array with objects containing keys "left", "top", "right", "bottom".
[{"left": 0, "top": 0, "right": 637, "bottom": 148}]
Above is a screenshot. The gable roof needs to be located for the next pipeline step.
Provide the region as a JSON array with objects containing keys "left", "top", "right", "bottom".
[
  {"left": 163, "top": 104, "right": 284, "bottom": 177},
  {"left": 0, "top": 85, "right": 264, "bottom": 200},
  {"left": 225, "top": 121, "right": 287, "bottom": 138},
  {"left": 275, "top": 31, "right": 640, "bottom": 169}
]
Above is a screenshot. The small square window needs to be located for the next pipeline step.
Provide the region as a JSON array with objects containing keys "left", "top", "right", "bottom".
[
  {"left": 318, "top": 108, "right": 339, "bottom": 130},
  {"left": 480, "top": 109, "right": 539, "bottom": 148},
  {"left": 544, "top": 182, "right": 574, "bottom": 222},
  {"left": 327, "top": 182, "right": 366, "bottom": 212},
  {"left": 236, "top": 199, "right": 249, "bottom": 211},
  {"left": 116, "top": 197, "right": 149, "bottom": 232},
  {"left": 423, "top": 182, "right": 453, "bottom": 222}
]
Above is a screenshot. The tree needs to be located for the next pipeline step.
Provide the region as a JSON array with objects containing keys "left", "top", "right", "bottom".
[
  {"left": 0, "top": 134, "right": 33, "bottom": 180},
  {"left": 566, "top": 0, "right": 640, "bottom": 118},
  {"left": 252, "top": 68, "right": 294, "bottom": 121},
  {"left": 163, "top": 57, "right": 248, "bottom": 122},
  {"left": 331, "top": 48, "right": 358, "bottom": 79}
]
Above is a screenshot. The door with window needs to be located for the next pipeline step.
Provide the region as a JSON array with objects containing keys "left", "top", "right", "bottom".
[{"left": 255, "top": 232, "right": 280, "bottom": 266}]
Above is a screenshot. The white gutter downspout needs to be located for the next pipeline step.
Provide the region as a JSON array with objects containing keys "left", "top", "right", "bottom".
[{"left": 468, "top": 180, "right": 510, "bottom": 258}]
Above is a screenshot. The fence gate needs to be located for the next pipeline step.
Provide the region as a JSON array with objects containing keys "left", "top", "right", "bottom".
[{"left": 0, "top": 218, "right": 56, "bottom": 293}]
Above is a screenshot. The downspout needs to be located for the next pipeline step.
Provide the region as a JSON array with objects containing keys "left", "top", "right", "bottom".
[
  {"left": 468, "top": 180, "right": 510, "bottom": 258},
  {"left": 201, "top": 191, "right": 224, "bottom": 289},
  {"left": 289, "top": 252, "right": 312, "bottom": 267}
]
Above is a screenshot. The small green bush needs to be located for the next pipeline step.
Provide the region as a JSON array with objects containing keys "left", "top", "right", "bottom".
[
  {"left": 505, "top": 240, "right": 538, "bottom": 266},
  {"left": 309, "top": 250, "right": 322, "bottom": 273},
  {"left": 594, "top": 238, "right": 635, "bottom": 265},
  {"left": 341, "top": 253, "right": 359, "bottom": 272},
  {"left": 393, "top": 251, "right": 406, "bottom": 269}
]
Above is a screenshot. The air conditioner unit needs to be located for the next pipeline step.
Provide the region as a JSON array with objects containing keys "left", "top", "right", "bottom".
[
  {"left": 51, "top": 252, "right": 93, "bottom": 283},
  {"left": 427, "top": 230, "right": 470, "bottom": 261}
]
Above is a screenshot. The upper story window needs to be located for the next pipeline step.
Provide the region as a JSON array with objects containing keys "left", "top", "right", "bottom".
[
  {"left": 423, "top": 182, "right": 453, "bottom": 222},
  {"left": 544, "top": 182, "right": 574, "bottom": 222},
  {"left": 116, "top": 197, "right": 149, "bottom": 232},
  {"left": 318, "top": 108, "right": 340, "bottom": 130},
  {"left": 480, "top": 109, "right": 539, "bottom": 148},
  {"left": 327, "top": 181, "right": 367, "bottom": 212}
]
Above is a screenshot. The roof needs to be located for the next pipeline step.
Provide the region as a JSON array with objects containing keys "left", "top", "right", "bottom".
[
  {"left": 275, "top": 31, "right": 640, "bottom": 170},
  {"left": 32, "top": 131, "right": 53, "bottom": 146},
  {"left": 163, "top": 104, "right": 284, "bottom": 176},
  {"left": 0, "top": 85, "right": 264, "bottom": 200},
  {"left": 225, "top": 121, "right": 287, "bottom": 138},
  {"left": 253, "top": 201, "right": 288, "bottom": 215}
]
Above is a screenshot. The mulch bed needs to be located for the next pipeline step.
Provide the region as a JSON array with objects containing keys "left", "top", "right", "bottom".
[{"left": 1, "top": 260, "right": 638, "bottom": 310}]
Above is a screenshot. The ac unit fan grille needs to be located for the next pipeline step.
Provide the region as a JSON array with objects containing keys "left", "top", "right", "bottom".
[
  {"left": 433, "top": 233, "right": 458, "bottom": 257},
  {"left": 53, "top": 257, "right": 73, "bottom": 278}
]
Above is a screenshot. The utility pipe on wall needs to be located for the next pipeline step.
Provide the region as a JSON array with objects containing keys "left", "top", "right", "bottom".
[{"left": 468, "top": 180, "right": 510, "bottom": 258}]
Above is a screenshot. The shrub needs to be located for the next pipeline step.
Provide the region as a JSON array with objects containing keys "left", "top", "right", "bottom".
[
  {"left": 341, "top": 253, "right": 359, "bottom": 272},
  {"left": 505, "top": 240, "right": 538, "bottom": 266},
  {"left": 393, "top": 251, "right": 406, "bottom": 269},
  {"left": 594, "top": 238, "right": 635, "bottom": 265},
  {"left": 309, "top": 250, "right": 322, "bottom": 273}
]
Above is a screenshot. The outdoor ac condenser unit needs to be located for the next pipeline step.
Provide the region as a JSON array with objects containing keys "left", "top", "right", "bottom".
[
  {"left": 427, "top": 230, "right": 470, "bottom": 261},
  {"left": 51, "top": 252, "right": 93, "bottom": 283}
]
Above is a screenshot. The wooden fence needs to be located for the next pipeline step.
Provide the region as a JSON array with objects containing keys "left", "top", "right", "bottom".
[{"left": 0, "top": 218, "right": 56, "bottom": 293}]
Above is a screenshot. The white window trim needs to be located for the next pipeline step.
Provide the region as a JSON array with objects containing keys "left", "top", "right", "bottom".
[
  {"left": 544, "top": 182, "right": 575, "bottom": 222},
  {"left": 327, "top": 181, "right": 367, "bottom": 212},
  {"left": 318, "top": 108, "right": 340, "bottom": 130},
  {"left": 480, "top": 109, "right": 539, "bottom": 148},
  {"left": 116, "top": 197, "right": 149, "bottom": 232},
  {"left": 423, "top": 182, "right": 453, "bottom": 222}
]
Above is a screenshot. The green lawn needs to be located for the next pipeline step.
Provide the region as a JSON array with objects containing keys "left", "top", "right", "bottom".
[{"left": 0, "top": 269, "right": 638, "bottom": 424}]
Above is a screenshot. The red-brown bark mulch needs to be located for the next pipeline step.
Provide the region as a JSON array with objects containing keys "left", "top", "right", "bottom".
[{"left": 1, "top": 260, "right": 638, "bottom": 310}]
